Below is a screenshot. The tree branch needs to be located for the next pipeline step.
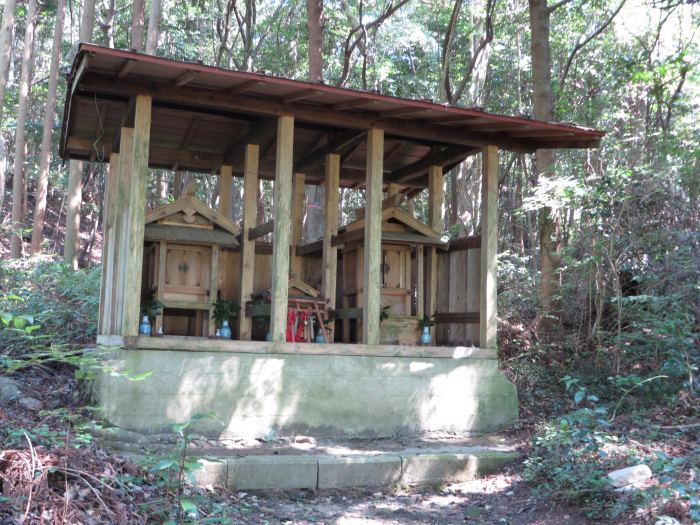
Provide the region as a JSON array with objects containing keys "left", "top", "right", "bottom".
[{"left": 559, "top": 0, "right": 627, "bottom": 89}]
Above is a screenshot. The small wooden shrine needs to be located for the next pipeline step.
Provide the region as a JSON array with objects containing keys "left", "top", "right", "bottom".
[
  {"left": 337, "top": 195, "right": 447, "bottom": 344},
  {"left": 142, "top": 194, "right": 240, "bottom": 336}
]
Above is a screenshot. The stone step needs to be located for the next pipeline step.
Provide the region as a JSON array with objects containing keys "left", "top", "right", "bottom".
[{"left": 192, "top": 446, "right": 521, "bottom": 491}]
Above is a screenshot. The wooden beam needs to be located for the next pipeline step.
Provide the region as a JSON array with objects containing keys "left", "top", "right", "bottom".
[
  {"left": 282, "top": 89, "right": 322, "bottom": 104},
  {"left": 67, "top": 136, "right": 223, "bottom": 171},
  {"left": 229, "top": 79, "right": 266, "bottom": 95},
  {"left": 426, "top": 165, "right": 443, "bottom": 336},
  {"left": 480, "top": 145, "right": 498, "bottom": 349},
  {"left": 121, "top": 94, "right": 152, "bottom": 336},
  {"left": 291, "top": 172, "right": 305, "bottom": 279},
  {"left": 219, "top": 164, "right": 232, "bottom": 218},
  {"left": 112, "top": 96, "right": 136, "bottom": 152},
  {"left": 248, "top": 219, "right": 274, "bottom": 241},
  {"left": 379, "top": 107, "right": 428, "bottom": 119},
  {"left": 180, "top": 116, "right": 201, "bottom": 149},
  {"left": 322, "top": 153, "right": 340, "bottom": 341},
  {"left": 434, "top": 312, "right": 479, "bottom": 324},
  {"left": 391, "top": 146, "right": 475, "bottom": 184},
  {"left": 223, "top": 118, "right": 277, "bottom": 165},
  {"left": 331, "top": 98, "right": 378, "bottom": 111},
  {"left": 238, "top": 144, "right": 259, "bottom": 340},
  {"left": 293, "top": 130, "right": 366, "bottom": 173},
  {"left": 362, "top": 128, "right": 384, "bottom": 345},
  {"left": 269, "top": 115, "right": 294, "bottom": 342},
  {"left": 466, "top": 245, "right": 480, "bottom": 344},
  {"left": 174, "top": 70, "right": 199, "bottom": 87},
  {"left": 117, "top": 58, "right": 137, "bottom": 78},
  {"left": 449, "top": 236, "right": 481, "bottom": 251}
]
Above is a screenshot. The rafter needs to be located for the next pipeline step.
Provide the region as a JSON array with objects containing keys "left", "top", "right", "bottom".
[
  {"left": 391, "top": 146, "right": 476, "bottom": 184},
  {"left": 293, "top": 130, "right": 366, "bottom": 173},
  {"left": 223, "top": 118, "right": 278, "bottom": 165}
]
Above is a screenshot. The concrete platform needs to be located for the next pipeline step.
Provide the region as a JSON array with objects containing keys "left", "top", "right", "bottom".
[{"left": 190, "top": 445, "right": 521, "bottom": 491}]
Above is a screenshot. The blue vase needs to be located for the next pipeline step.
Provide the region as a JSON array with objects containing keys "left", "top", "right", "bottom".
[
  {"left": 315, "top": 330, "right": 325, "bottom": 343},
  {"left": 265, "top": 331, "right": 273, "bottom": 341},
  {"left": 219, "top": 320, "right": 232, "bottom": 339},
  {"left": 420, "top": 326, "right": 432, "bottom": 345},
  {"left": 139, "top": 315, "right": 151, "bottom": 335}
]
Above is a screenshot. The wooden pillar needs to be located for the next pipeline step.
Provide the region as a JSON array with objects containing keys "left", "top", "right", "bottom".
[
  {"left": 362, "top": 128, "right": 384, "bottom": 345},
  {"left": 64, "top": 160, "right": 83, "bottom": 270},
  {"left": 120, "top": 94, "right": 152, "bottom": 336},
  {"left": 290, "top": 172, "right": 305, "bottom": 279},
  {"left": 416, "top": 246, "right": 424, "bottom": 318},
  {"left": 427, "top": 165, "right": 443, "bottom": 337},
  {"left": 322, "top": 153, "right": 340, "bottom": 341},
  {"left": 113, "top": 128, "right": 134, "bottom": 334},
  {"left": 480, "top": 145, "right": 498, "bottom": 349},
  {"left": 237, "top": 144, "right": 259, "bottom": 340},
  {"left": 219, "top": 164, "right": 233, "bottom": 218},
  {"left": 269, "top": 115, "right": 294, "bottom": 342},
  {"left": 98, "top": 153, "right": 119, "bottom": 335}
]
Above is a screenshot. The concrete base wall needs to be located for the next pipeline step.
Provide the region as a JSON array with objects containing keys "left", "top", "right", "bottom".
[{"left": 95, "top": 338, "right": 518, "bottom": 438}]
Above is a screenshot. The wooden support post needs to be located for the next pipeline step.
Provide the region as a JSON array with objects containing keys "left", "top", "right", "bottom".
[
  {"left": 270, "top": 115, "right": 294, "bottom": 342},
  {"left": 291, "top": 172, "right": 305, "bottom": 279},
  {"left": 120, "top": 94, "right": 152, "bottom": 336},
  {"left": 416, "top": 246, "right": 424, "bottom": 319},
  {"left": 238, "top": 144, "right": 259, "bottom": 340},
  {"left": 466, "top": 247, "right": 480, "bottom": 344},
  {"left": 219, "top": 164, "right": 233, "bottom": 218},
  {"left": 362, "top": 128, "right": 384, "bottom": 345},
  {"left": 322, "top": 153, "right": 340, "bottom": 341},
  {"left": 426, "top": 165, "right": 443, "bottom": 338},
  {"left": 155, "top": 240, "right": 166, "bottom": 334},
  {"left": 480, "top": 145, "right": 498, "bottom": 349},
  {"left": 209, "top": 245, "right": 220, "bottom": 335},
  {"left": 98, "top": 153, "right": 120, "bottom": 335},
  {"left": 64, "top": 160, "right": 83, "bottom": 270},
  {"left": 113, "top": 128, "right": 134, "bottom": 334}
]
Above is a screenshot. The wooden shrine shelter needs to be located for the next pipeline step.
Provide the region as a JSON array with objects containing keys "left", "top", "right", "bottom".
[{"left": 60, "top": 44, "right": 603, "bottom": 440}]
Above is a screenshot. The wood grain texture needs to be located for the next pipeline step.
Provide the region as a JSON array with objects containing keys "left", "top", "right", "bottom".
[
  {"left": 238, "top": 144, "right": 259, "bottom": 340},
  {"left": 270, "top": 115, "right": 294, "bottom": 342},
  {"left": 322, "top": 154, "right": 340, "bottom": 340},
  {"left": 480, "top": 145, "right": 498, "bottom": 349},
  {"left": 362, "top": 128, "right": 384, "bottom": 345}
]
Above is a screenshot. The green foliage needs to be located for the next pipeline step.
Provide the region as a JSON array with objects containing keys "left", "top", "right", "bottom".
[
  {"left": 0, "top": 258, "right": 100, "bottom": 356},
  {"left": 419, "top": 314, "right": 435, "bottom": 329},
  {"left": 212, "top": 298, "right": 238, "bottom": 325},
  {"left": 146, "top": 413, "right": 224, "bottom": 524},
  {"left": 141, "top": 288, "right": 165, "bottom": 323}
]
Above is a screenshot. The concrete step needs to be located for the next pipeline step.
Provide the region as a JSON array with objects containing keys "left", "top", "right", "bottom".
[{"left": 192, "top": 446, "right": 521, "bottom": 491}]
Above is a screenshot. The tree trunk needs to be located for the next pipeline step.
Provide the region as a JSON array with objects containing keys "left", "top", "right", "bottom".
[
  {"left": 0, "top": 0, "right": 17, "bottom": 211},
  {"left": 79, "top": 0, "right": 95, "bottom": 42},
  {"left": 130, "top": 0, "right": 145, "bottom": 51},
  {"left": 9, "top": 0, "right": 37, "bottom": 258},
  {"left": 307, "top": 0, "right": 323, "bottom": 82},
  {"left": 64, "top": 0, "right": 95, "bottom": 267},
  {"left": 304, "top": 0, "right": 325, "bottom": 242},
  {"left": 528, "top": 0, "right": 560, "bottom": 329},
  {"left": 145, "top": 0, "right": 160, "bottom": 55},
  {"left": 31, "top": 0, "right": 66, "bottom": 254}
]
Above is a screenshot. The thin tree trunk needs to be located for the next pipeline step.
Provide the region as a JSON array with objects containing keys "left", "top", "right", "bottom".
[
  {"left": 0, "top": 0, "right": 17, "bottom": 211},
  {"left": 304, "top": 0, "right": 325, "bottom": 242},
  {"left": 10, "top": 0, "right": 37, "bottom": 258},
  {"left": 145, "top": 0, "right": 161, "bottom": 54},
  {"left": 529, "top": 0, "right": 560, "bottom": 329},
  {"left": 65, "top": 0, "right": 95, "bottom": 267},
  {"left": 130, "top": 0, "right": 145, "bottom": 51},
  {"left": 79, "top": 0, "right": 95, "bottom": 42},
  {"left": 31, "top": 0, "right": 66, "bottom": 254},
  {"left": 307, "top": 0, "right": 323, "bottom": 82}
]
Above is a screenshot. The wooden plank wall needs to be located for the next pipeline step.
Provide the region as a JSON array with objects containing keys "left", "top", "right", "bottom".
[{"left": 435, "top": 237, "right": 481, "bottom": 346}]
